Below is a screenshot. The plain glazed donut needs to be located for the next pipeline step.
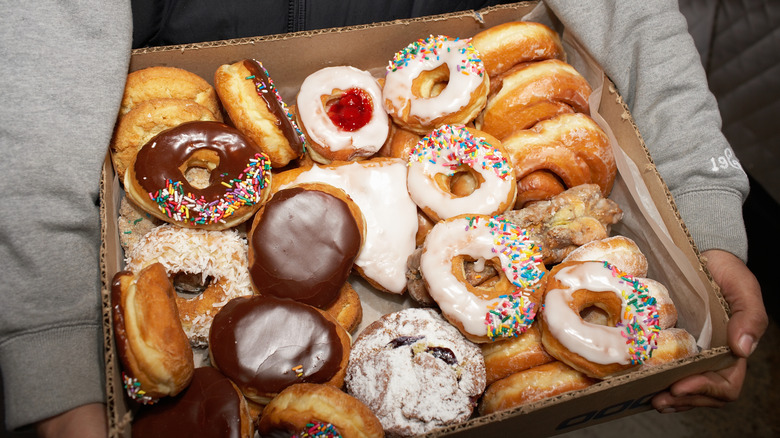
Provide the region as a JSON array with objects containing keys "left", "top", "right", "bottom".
[
  {"left": 383, "top": 35, "right": 489, "bottom": 135},
  {"left": 215, "top": 59, "right": 306, "bottom": 167},
  {"left": 111, "top": 263, "right": 194, "bottom": 404},
  {"left": 407, "top": 125, "right": 516, "bottom": 223},
  {"left": 502, "top": 112, "right": 616, "bottom": 208},
  {"left": 124, "top": 224, "right": 253, "bottom": 347},
  {"left": 120, "top": 66, "right": 222, "bottom": 119},
  {"left": 479, "top": 361, "right": 594, "bottom": 415},
  {"left": 420, "top": 214, "right": 547, "bottom": 343},
  {"left": 296, "top": 66, "right": 390, "bottom": 163},
  {"left": 258, "top": 383, "right": 384, "bottom": 438},
  {"left": 476, "top": 59, "right": 592, "bottom": 140},
  {"left": 471, "top": 21, "right": 565, "bottom": 78},
  {"left": 131, "top": 367, "right": 254, "bottom": 438},
  {"left": 538, "top": 260, "right": 662, "bottom": 379},
  {"left": 208, "top": 295, "right": 351, "bottom": 405},
  {"left": 480, "top": 323, "right": 554, "bottom": 386},
  {"left": 562, "top": 235, "right": 649, "bottom": 278},
  {"left": 124, "top": 121, "right": 272, "bottom": 230},
  {"left": 345, "top": 308, "right": 485, "bottom": 437}
]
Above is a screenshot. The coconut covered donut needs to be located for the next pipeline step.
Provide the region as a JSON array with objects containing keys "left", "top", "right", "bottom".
[
  {"left": 420, "top": 214, "right": 547, "bottom": 343},
  {"left": 407, "top": 125, "right": 516, "bottom": 223},
  {"left": 124, "top": 121, "right": 272, "bottom": 230},
  {"left": 296, "top": 66, "right": 390, "bottom": 163},
  {"left": 471, "top": 21, "right": 565, "bottom": 78},
  {"left": 119, "top": 65, "right": 222, "bottom": 119},
  {"left": 125, "top": 224, "right": 253, "bottom": 347},
  {"left": 345, "top": 308, "right": 485, "bottom": 437},
  {"left": 215, "top": 59, "right": 306, "bottom": 167},
  {"left": 383, "top": 35, "right": 489, "bottom": 135},
  {"left": 538, "top": 260, "right": 663, "bottom": 379},
  {"left": 111, "top": 263, "right": 194, "bottom": 404}
]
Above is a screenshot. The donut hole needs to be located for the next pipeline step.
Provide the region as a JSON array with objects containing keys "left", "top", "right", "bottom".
[
  {"left": 435, "top": 166, "right": 485, "bottom": 197},
  {"left": 456, "top": 255, "right": 514, "bottom": 300},
  {"left": 413, "top": 64, "right": 450, "bottom": 99},
  {"left": 580, "top": 306, "right": 610, "bottom": 326},
  {"left": 179, "top": 150, "right": 220, "bottom": 189},
  {"left": 573, "top": 291, "right": 622, "bottom": 327},
  {"left": 172, "top": 272, "right": 213, "bottom": 298}
]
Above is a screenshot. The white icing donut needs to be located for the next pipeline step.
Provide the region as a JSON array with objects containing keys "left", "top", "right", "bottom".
[
  {"left": 420, "top": 215, "right": 546, "bottom": 343},
  {"left": 407, "top": 125, "right": 516, "bottom": 222},
  {"left": 282, "top": 158, "right": 418, "bottom": 294},
  {"left": 383, "top": 35, "right": 488, "bottom": 134},
  {"left": 296, "top": 66, "right": 389, "bottom": 162}
]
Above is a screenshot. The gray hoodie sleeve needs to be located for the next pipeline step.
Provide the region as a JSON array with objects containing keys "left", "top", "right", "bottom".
[
  {"left": 545, "top": 0, "right": 750, "bottom": 261},
  {"left": 0, "top": 0, "right": 131, "bottom": 430}
]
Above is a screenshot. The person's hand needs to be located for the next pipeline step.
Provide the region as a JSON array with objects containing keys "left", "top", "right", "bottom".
[
  {"left": 35, "top": 402, "right": 107, "bottom": 438},
  {"left": 652, "top": 249, "right": 768, "bottom": 412}
]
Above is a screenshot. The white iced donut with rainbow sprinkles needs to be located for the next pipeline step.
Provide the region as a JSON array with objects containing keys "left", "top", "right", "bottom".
[
  {"left": 538, "top": 260, "right": 662, "bottom": 379},
  {"left": 382, "top": 35, "right": 489, "bottom": 135},
  {"left": 407, "top": 125, "right": 516, "bottom": 223},
  {"left": 419, "top": 214, "right": 546, "bottom": 343}
]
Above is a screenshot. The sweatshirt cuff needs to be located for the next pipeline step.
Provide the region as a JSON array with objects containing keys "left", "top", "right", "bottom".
[
  {"left": 1, "top": 324, "right": 105, "bottom": 431},
  {"left": 673, "top": 188, "right": 748, "bottom": 263}
]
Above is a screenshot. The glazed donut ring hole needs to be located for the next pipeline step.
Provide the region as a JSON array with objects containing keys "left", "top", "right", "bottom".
[
  {"left": 572, "top": 290, "right": 622, "bottom": 327},
  {"left": 435, "top": 165, "right": 484, "bottom": 197},
  {"left": 453, "top": 255, "right": 512, "bottom": 299},
  {"left": 412, "top": 64, "right": 450, "bottom": 99}
]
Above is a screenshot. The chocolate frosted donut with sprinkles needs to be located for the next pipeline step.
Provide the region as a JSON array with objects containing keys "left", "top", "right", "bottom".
[{"left": 124, "top": 120, "right": 272, "bottom": 230}]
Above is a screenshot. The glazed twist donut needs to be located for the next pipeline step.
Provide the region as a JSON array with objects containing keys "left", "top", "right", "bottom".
[
  {"left": 471, "top": 21, "right": 565, "bottom": 78},
  {"left": 383, "top": 35, "right": 489, "bottom": 135},
  {"left": 296, "top": 66, "right": 390, "bottom": 163},
  {"left": 502, "top": 112, "right": 616, "bottom": 208},
  {"left": 476, "top": 59, "right": 592, "bottom": 140}
]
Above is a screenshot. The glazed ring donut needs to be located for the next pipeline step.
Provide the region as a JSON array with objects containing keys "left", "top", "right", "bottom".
[
  {"left": 111, "top": 263, "right": 194, "bottom": 404},
  {"left": 345, "top": 308, "right": 485, "bottom": 437},
  {"left": 420, "top": 214, "right": 547, "bottom": 343},
  {"left": 480, "top": 323, "right": 554, "bottom": 386},
  {"left": 296, "top": 66, "right": 390, "bottom": 163},
  {"left": 562, "top": 236, "right": 649, "bottom": 278},
  {"left": 538, "top": 260, "right": 663, "bottom": 379},
  {"left": 208, "top": 295, "right": 351, "bottom": 405},
  {"left": 479, "top": 361, "right": 595, "bottom": 415},
  {"left": 257, "top": 383, "right": 384, "bottom": 438},
  {"left": 407, "top": 125, "right": 516, "bottom": 223},
  {"left": 131, "top": 367, "right": 254, "bottom": 438},
  {"left": 471, "top": 21, "right": 565, "bottom": 78},
  {"left": 124, "top": 120, "right": 272, "bottom": 230},
  {"left": 124, "top": 224, "right": 253, "bottom": 347},
  {"left": 120, "top": 65, "right": 222, "bottom": 119},
  {"left": 383, "top": 35, "right": 489, "bottom": 135},
  {"left": 215, "top": 59, "right": 306, "bottom": 167},
  {"left": 476, "top": 59, "right": 592, "bottom": 140},
  {"left": 110, "top": 98, "right": 219, "bottom": 180}
]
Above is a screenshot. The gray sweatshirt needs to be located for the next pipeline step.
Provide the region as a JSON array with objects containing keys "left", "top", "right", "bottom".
[{"left": 0, "top": 0, "right": 748, "bottom": 431}]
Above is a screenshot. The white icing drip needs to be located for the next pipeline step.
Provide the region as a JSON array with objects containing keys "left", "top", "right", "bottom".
[
  {"left": 297, "top": 66, "right": 389, "bottom": 154},
  {"left": 283, "top": 160, "right": 418, "bottom": 294},
  {"left": 383, "top": 38, "right": 484, "bottom": 124}
]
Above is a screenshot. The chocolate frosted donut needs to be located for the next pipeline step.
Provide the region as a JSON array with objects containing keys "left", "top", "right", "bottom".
[
  {"left": 208, "top": 295, "right": 350, "bottom": 405},
  {"left": 248, "top": 183, "right": 364, "bottom": 308},
  {"left": 131, "top": 367, "right": 253, "bottom": 438}
]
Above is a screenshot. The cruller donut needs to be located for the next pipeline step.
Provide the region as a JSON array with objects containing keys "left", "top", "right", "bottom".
[{"left": 124, "top": 120, "right": 272, "bottom": 230}]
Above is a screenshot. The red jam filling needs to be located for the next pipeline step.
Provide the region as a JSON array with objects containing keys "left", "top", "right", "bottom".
[{"left": 327, "top": 88, "right": 372, "bottom": 132}]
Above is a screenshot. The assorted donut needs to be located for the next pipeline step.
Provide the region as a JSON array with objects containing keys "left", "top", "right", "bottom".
[{"left": 108, "top": 20, "right": 699, "bottom": 436}]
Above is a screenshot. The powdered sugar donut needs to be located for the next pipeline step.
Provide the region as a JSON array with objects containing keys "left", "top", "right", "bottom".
[
  {"left": 420, "top": 214, "right": 546, "bottom": 343},
  {"left": 345, "top": 308, "right": 485, "bottom": 437},
  {"left": 125, "top": 224, "right": 253, "bottom": 346},
  {"left": 407, "top": 125, "right": 516, "bottom": 223},
  {"left": 296, "top": 66, "right": 389, "bottom": 163}
]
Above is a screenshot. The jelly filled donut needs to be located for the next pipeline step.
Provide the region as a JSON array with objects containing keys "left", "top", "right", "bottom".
[
  {"left": 538, "top": 260, "right": 662, "bottom": 379},
  {"left": 111, "top": 263, "right": 194, "bottom": 404},
  {"left": 208, "top": 295, "right": 351, "bottom": 405},
  {"left": 131, "top": 367, "right": 254, "bottom": 438},
  {"left": 407, "top": 125, "right": 516, "bottom": 223},
  {"left": 124, "top": 120, "right": 272, "bottom": 230},
  {"left": 383, "top": 35, "right": 489, "bottom": 135},
  {"left": 471, "top": 21, "right": 565, "bottom": 79},
  {"left": 296, "top": 66, "right": 390, "bottom": 163},
  {"left": 420, "top": 214, "right": 547, "bottom": 343},
  {"left": 215, "top": 59, "right": 305, "bottom": 167},
  {"left": 258, "top": 383, "right": 384, "bottom": 438},
  {"left": 345, "top": 308, "right": 485, "bottom": 437}
]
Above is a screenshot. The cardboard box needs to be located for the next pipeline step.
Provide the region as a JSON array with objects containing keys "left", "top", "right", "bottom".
[{"left": 99, "top": 2, "right": 734, "bottom": 437}]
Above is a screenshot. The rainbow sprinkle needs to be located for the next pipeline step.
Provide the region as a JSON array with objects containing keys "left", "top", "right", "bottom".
[
  {"left": 485, "top": 292, "right": 537, "bottom": 339},
  {"left": 410, "top": 124, "right": 512, "bottom": 181},
  {"left": 122, "top": 372, "right": 156, "bottom": 405},
  {"left": 293, "top": 421, "right": 341, "bottom": 438},
  {"left": 246, "top": 60, "right": 307, "bottom": 150},
  {"left": 604, "top": 261, "right": 661, "bottom": 364},
  {"left": 387, "top": 35, "right": 484, "bottom": 78},
  {"left": 148, "top": 153, "right": 271, "bottom": 226}
]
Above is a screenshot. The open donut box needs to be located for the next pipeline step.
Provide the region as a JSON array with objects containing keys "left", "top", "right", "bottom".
[{"left": 99, "top": 1, "right": 735, "bottom": 437}]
